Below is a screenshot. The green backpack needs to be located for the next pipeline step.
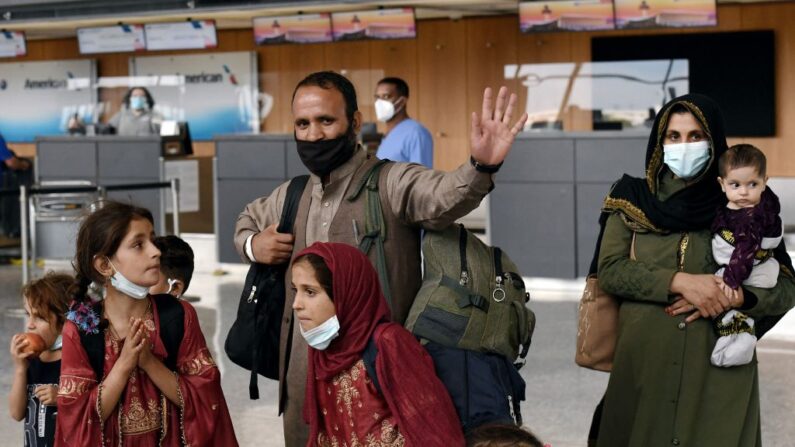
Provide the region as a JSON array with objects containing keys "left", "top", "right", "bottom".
[{"left": 405, "top": 224, "right": 536, "bottom": 362}]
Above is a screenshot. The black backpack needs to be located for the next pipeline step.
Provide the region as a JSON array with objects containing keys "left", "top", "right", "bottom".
[
  {"left": 224, "top": 175, "right": 309, "bottom": 400},
  {"left": 80, "top": 294, "right": 185, "bottom": 379},
  {"left": 422, "top": 341, "right": 525, "bottom": 432}
]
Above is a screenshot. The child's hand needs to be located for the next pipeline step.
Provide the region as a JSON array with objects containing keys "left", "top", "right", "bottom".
[
  {"left": 34, "top": 384, "right": 59, "bottom": 406},
  {"left": 137, "top": 326, "right": 157, "bottom": 372},
  {"left": 117, "top": 319, "right": 146, "bottom": 373},
  {"left": 10, "top": 334, "right": 33, "bottom": 369}
]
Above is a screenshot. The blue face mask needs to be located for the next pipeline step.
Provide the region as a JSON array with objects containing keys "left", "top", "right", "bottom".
[
  {"left": 108, "top": 259, "right": 150, "bottom": 300},
  {"left": 129, "top": 96, "right": 147, "bottom": 110},
  {"left": 299, "top": 315, "right": 340, "bottom": 351},
  {"left": 663, "top": 141, "right": 711, "bottom": 179}
]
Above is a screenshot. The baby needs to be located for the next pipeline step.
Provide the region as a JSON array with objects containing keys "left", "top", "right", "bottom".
[{"left": 711, "top": 144, "right": 782, "bottom": 367}]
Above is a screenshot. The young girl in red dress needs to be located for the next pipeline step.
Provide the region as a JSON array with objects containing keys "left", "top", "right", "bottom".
[
  {"left": 55, "top": 201, "right": 237, "bottom": 447},
  {"left": 292, "top": 242, "right": 464, "bottom": 447}
]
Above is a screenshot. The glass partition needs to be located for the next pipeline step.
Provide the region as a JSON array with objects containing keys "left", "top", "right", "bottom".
[{"left": 504, "top": 59, "right": 688, "bottom": 132}]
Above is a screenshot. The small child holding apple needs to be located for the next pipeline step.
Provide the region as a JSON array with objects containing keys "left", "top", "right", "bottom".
[{"left": 7, "top": 272, "right": 72, "bottom": 447}]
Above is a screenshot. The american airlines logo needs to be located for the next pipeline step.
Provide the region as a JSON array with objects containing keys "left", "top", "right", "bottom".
[{"left": 24, "top": 78, "right": 68, "bottom": 89}]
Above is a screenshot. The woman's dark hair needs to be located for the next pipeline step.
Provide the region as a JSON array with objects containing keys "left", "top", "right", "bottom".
[
  {"left": 466, "top": 424, "right": 544, "bottom": 447},
  {"left": 292, "top": 71, "right": 358, "bottom": 124},
  {"left": 22, "top": 271, "right": 73, "bottom": 330},
  {"left": 71, "top": 201, "right": 154, "bottom": 303},
  {"left": 293, "top": 253, "right": 333, "bottom": 300},
  {"left": 122, "top": 86, "right": 155, "bottom": 109}
]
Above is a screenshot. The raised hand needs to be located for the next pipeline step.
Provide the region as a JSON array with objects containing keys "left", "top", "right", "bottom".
[
  {"left": 9, "top": 334, "right": 33, "bottom": 369},
  {"left": 470, "top": 86, "right": 528, "bottom": 166}
]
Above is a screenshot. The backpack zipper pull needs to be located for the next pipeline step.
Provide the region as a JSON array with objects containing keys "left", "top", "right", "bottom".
[
  {"left": 247, "top": 285, "right": 258, "bottom": 303},
  {"left": 493, "top": 275, "right": 506, "bottom": 302},
  {"left": 507, "top": 394, "right": 516, "bottom": 422},
  {"left": 460, "top": 270, "right": 469, "bottom": 286}
]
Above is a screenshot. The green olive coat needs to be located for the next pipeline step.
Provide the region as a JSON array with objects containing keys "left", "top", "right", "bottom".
[{"left": 596, "top": 176, "right": 795, "bottom": 447}]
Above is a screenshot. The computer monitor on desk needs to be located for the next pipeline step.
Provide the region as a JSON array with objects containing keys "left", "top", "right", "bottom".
[{"left": 160, "top": 121, "right": 193, "bottom": 157}]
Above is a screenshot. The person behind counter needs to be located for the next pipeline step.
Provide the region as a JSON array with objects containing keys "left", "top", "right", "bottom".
[{"left": 68, "top": 86, "right": 163, "bottom": 136}]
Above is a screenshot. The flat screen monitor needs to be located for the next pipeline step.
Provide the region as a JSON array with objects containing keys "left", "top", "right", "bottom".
[
  {"left": 332, "top": 8, "right": 416, "bottom": 41},
  {"left": 77, "top": 25, "right": 146, "bottom": 55},
  {"left": 254, "top": 14, "right": 333, "bottom": 44},
  {"left": 519, "top": 0, "right": 615, "bottom": 33},
  {"left": 614, "top": 0, "right": 717, "bottom": 30},
  {"left": 592, "top": 30, "right": 775, "bottom": 137},
  {"left": 0, "top": 31, "right": 26, "bottom": 58},
  {"left": 145, "top": 20, "right": 217, "bottom": 51}
]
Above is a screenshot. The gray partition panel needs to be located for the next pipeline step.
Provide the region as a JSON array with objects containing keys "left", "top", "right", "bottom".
[
  {"left": 286, "top": 141, "right": 310, "bottom": 178},
  {"left": 576, "top": 183, "right": 614, "bottom": 276},
  {"left": 491, "top": 183, "right": 576, "bottom": 278},
  {"left": 102, "top": 177, "right": 164, "bottom": 233},
  {"left": 216, "top": 140, "right": 287, "bottom": 179},
  {"left": 98, "top": 141, "right": 161, "bottom": 178},
  {"left": 217, "top": 179, "right": 284, "bottom": 263},
  {"left": 36, "top": 141, "right": 97, "bottom": 179},
  {"left": 499, "top": 138, "right": 575, "bottom": 183},
  {"left": 575, "top": 138, "right": 647, "bottom": 182},
  {"left": 34, "top": 220, "right": 81, "bottom": 260}
]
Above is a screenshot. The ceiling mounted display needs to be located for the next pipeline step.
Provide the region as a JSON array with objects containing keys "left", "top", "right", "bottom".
[
  {"left": 614, "top": 0, "right": 717, "bottom": 29},
  {"left": 0, "top": 31, "right": 27, "bottom": 58},
  {"left": 144, "top": 20, "right": 218, "bottom": 51},
  {"left": 519, "top": 0, "right": 616, "bottom": 32},
  {"left": 253, "top": 13, "right": 333, "bottom": 44},
  {"left": 331, "top": 8, "right": 416, "bottom": 41},
  {"left": 77, "top": 25, "right": 146, "bottom": 55}
]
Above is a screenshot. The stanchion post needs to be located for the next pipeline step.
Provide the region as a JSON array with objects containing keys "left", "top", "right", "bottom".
[
  {"left": 170, "top": 178, "right": 180, "bottom": 237},
  {"left": 19, "top": 185, "right": 29, "bottom": 285}
]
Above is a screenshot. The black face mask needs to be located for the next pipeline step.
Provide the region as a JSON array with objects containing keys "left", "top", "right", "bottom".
[{"left": 295, "top": 128, "right": 357, "bottom": 177}]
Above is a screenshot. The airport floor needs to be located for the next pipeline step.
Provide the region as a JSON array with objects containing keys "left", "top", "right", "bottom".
[{"left": 1, "top": 238, "right": 794, "bottom": 446}]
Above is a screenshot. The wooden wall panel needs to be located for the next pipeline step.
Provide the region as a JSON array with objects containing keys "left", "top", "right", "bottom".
[
  {"left": 466, "top": 16, "right": 519, "bottom": 144},
  {"left": 257, "top": 45, "right": 285, "bottom": 133},
  {"left": 275, "top": 43, "right": 327, "bottom": 133},
  {"left": 324, "top": 41, "right": 375, "bottom": 124},
  {"left": 417, "top": 19, "right": 468, "bottom": 171}
]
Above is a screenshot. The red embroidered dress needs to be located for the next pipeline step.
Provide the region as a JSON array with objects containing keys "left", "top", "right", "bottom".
[
  {"left": 55, "top": 298, "right": 238, "bottom": 447},
  {"left": 315, "top": 359, "right": 404, "bottom": 446}
]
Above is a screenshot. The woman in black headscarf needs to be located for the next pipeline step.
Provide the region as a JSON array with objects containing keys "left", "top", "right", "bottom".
[{"left": 591, "top": 94, "right": 795, "bottom": 446}]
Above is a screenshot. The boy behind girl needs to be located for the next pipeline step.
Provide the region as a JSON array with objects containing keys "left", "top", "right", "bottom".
[{"left": 150, "top": 235, "right": 194, "bottom": 298}]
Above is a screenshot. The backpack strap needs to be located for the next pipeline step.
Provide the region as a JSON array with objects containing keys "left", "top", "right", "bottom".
[
  {"left": 458, "top": 224, "right": 470, "bottom": 286},
  {"left": 362, "top": 324, "right": 387, "bottom": 396},
  {"left": 152, "top": 294, "right": 185, "bottom": 372},
  {"left": 347, "top": 160, "right": 393, "bottom": 308},
  {"left": 249, "top": 174, "right": 309, "bottom": 400},
  {"left": 79, "top": 301, "right": 106, "bottom": 381}
]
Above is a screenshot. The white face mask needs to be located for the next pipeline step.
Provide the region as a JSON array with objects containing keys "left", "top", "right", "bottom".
[
  {"left": 299, "top": 315, "right": 340, "bottom": 351},
  {"left": 663, "top": 140, "right": 711, "bottom": 179},
  {"left": 166, "top": 278, "right": 181, "bottom": 298},
  {"left": 108, "top": 259, "right": 150, "bottom": 300},
  {"left": 374, "top": 98, "right": 400, "bottom": 122},
  {"left": 50, "top": 334, "right": 63, "bottom": 351}
]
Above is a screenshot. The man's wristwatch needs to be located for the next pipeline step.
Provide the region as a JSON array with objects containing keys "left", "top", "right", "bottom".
[{"left": 470, "top": 156, "right": 503, "bottom": 174}]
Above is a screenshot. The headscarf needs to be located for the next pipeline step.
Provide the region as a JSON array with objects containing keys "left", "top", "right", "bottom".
[
  {"left": 588, "top": 93, "right": 730, "bottom": 275},
  {"left": 602, "top": 93, "right": 729, "bottom": 234},
  {"left": 298, "top": 242, "right": 463, "bottom": 447}
]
